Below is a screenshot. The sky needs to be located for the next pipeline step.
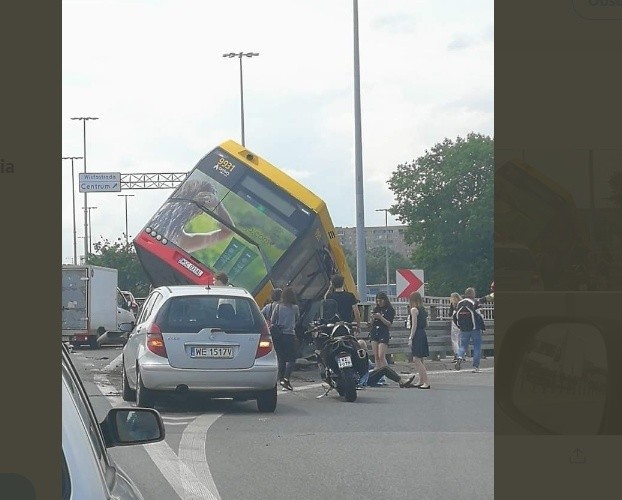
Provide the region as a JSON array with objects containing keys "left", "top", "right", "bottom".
[{"left": 62, "top": 0, "right": 493, "bottom": 264}]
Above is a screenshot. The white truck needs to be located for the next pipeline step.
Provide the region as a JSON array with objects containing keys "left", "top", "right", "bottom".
[{"left": 62, "top": 265, "right": 136, "bottom": 348}]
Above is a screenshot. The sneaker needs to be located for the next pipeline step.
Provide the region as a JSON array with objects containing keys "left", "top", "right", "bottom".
[
  {"left": 472, "top": 367, "right": 481, "bottom": 373},
  {"left": 455, "top": 358, "right": 462, "bottom": 371},
  {"left": 280, "top": 378, "right": 293, "bottom": 391}
]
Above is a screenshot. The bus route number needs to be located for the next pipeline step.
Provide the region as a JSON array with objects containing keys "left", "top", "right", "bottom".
[{"left": 214, "top": 157, "right": 236, "bottom": 176}]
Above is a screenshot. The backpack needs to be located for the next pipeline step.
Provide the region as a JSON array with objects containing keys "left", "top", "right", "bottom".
[{"left": 454, "top": 299, "right": 477, "bottom": 332}]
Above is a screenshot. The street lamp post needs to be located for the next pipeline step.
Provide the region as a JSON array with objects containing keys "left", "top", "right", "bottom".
[
  {"left": 62, "top": 156, "right": 83, "bottom": 265},
  {"left": 353, "top": 0, "right": 367, "bottom": 301},
  {"left": 222, "top": 52, "right": 259, "bottom": 146},
  {"left": 117, "top": 194, "right": 135, "bottom": 245},
  {"left": 376, "top": 208, "right": 391, "bottom": 294},
  {"left": 71, "top": 116, "right": 99, "bottom": 263},
  {"left": 83, "top": 206, "right": 98, "bottom": 256}
]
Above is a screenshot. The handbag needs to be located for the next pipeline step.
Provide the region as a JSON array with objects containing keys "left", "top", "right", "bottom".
[{"left": 269, "top": 304, "right": 283, "bottom": 341}]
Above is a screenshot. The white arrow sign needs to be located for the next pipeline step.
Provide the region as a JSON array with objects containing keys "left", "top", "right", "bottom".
[{"left": 79, "top": 172, "right": 122, "bottom": 192}]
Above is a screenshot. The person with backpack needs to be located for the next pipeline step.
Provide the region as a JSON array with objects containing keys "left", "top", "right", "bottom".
[{"left": 453, "top": 287, "right": 486, "bottom": 372}]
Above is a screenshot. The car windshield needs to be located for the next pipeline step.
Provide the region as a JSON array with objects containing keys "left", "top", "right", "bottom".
[{"left": 156, "top": 295, "right": 264, "bottom": 333}]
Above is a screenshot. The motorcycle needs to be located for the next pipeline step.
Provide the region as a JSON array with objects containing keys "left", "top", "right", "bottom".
[{"left": 304, "top": 300, "right": 369, "bottom": 402}]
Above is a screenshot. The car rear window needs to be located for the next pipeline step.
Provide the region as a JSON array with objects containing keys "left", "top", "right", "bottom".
[{"left": 156, "top": 295, "right": 264, "bottom": 333}]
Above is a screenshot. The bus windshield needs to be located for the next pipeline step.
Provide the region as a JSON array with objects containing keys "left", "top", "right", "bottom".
[{"left": 145, "top": 150, "right": 311, "bottom": 292}]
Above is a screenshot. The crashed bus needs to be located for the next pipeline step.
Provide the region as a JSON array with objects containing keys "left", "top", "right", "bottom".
[{"left": 133, "top": 139, "right": 356, "bottom": 324}]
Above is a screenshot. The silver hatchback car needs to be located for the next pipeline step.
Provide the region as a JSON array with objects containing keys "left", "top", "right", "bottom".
[{"left": 121, "top": 285, "right": 279, "bottom": 412}]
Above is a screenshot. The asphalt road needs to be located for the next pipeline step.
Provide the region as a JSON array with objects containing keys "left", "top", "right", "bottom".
[{"left": 73, "top": 345, "right": 494, "bottom": 500}]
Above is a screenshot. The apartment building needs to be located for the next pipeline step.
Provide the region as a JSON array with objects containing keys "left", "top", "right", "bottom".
[{"left": 335, "top": 225, "right": 415, "bottom": 258}]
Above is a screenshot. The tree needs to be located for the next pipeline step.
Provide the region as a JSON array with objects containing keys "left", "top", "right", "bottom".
[
  {"left": 344, "top": 246, "right": 413, "bottom": 287},
  {"left": 89, "top": 238, "right": 151, "bottom": 297},
  {"left": 387, "top": 133, "right": 493, "bottom": 296}
]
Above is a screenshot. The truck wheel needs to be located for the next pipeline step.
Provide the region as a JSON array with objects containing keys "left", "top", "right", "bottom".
[
  {"left": 122, "top": 361, "right": 136, "bottom": 402},
  {"left": 136, "top": 369, "right": 155, "bottom": 408},
  {"left": 257, "top": 385, "right": 277, "bottom": 413}
]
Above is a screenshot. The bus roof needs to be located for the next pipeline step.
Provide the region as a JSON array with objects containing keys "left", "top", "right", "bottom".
[{"left": 219, "top": 139, "right": 327, "bottom": 214}]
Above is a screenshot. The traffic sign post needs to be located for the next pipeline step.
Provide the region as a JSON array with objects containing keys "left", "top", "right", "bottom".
[
  {"left": 78, "top": 172, "right": 121, "bottom": 193},
  {"left": 396, "top": 269, "right": 424, "bottom": 298}
]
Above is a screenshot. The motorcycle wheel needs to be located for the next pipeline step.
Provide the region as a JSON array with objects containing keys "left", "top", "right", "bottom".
[
  {"left": 341, "top": 367, "right": 357, "bottom": 402},
  {"left": 336, "top": 382, "right": 344, "bottom": 396}
]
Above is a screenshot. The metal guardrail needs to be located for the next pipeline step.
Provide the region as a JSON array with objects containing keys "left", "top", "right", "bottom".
[
  {"left": 378, "top": 319, "right": 495, "bottom": 362},
  {"left": 359, "top": 297, "right": 495, "bottom": 322}
]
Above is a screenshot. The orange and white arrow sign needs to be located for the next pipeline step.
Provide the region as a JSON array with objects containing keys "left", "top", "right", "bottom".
[{"left": 396, "top": 269, "right": 424, "bottom": 298}]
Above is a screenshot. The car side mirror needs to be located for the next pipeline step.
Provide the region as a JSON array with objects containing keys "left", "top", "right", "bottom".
[
  {"left": 100, "top": 408, "right": 165, "bottom": 448},
  {"left": 119, "top": 322, "right": 134, "bottom": 333}
]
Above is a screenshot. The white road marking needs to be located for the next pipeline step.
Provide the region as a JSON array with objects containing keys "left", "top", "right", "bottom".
[
  {"left": 142, "top": 440, "right": 216, "bottom": 500},
  {"left": 162, "top": 415, "right": 202, "bottom": 421},
  {"left": 93, "top": 365, "right": 223, "bottom": 500},
  {"left": 178, "top": 414, "right": 223, "bottom": 500},
  {"left": 162, "top": 421, "right": 194, "bottom": 427}
]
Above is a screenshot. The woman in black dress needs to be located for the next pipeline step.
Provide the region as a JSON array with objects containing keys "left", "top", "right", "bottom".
[{"left": 408, "top": 291, "right": 430, "bottom": 389}]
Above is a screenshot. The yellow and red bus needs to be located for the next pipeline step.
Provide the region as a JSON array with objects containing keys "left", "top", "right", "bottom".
[{"left": 134, "top": 139, "right": 356, "bottom": 317}]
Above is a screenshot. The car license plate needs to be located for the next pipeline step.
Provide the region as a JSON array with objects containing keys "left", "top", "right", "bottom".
[
  {"left": 190, "top": 346, "right": 233, "bottom": 358},
  {"left": 337, "top": 356, "right": 352, "bottom": 368}
]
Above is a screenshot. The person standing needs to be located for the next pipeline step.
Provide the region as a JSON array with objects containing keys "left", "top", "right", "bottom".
[
  {"left": 324, "top": 274, "right": 361, "bottom": 333},
  {"left": 366, "top": 292, "right": 395, "bottom": 370},
  {"left": 448, "top": 292, "right": 462, "bottom": 362},
  {"left": 408, "top": 292, "right": 430, "bottom": 389},
  {"left": 261, "top": 288, "right": 282, "bottom": 325},
  {"left": 214, "top": 272, "right": 230, "bottom": 286},
  {"left": 453, "top": 287, "right": 486, "bottom": 372},
  {"left": 270, "top": 286, "right": 300, "bottom": 391}
]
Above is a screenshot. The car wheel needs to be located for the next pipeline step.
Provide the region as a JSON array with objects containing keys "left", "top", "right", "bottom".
[
  {"left": 121, "top": 360, "right": 136, "bottom": 402},
  {"left": 256, "top": 385, "right": 277, "bottom": 413},
  {"left": 136, "top": 369, "right": 155, "bottom": 408}
]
